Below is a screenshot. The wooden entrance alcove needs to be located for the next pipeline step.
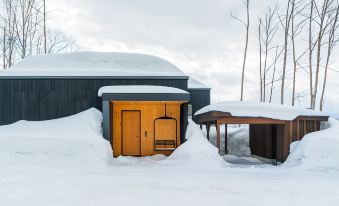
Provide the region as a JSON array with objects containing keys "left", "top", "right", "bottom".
[
  {"left": 195, "top": 111, "right": 329, "bottom": 163},
  {"left": 100, "top": 86, "right": 190, "bottom": 157}
]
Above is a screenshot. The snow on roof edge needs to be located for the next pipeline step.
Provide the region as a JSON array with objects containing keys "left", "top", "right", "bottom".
[
  {"left": 188, "top": 77, "right": 210, "bottom": 89},
  {"left": 98, "top": 85, "right": 189, "bottom": 97},
  {"left": 194, "top": 101, "right": 329, "bottom": 121}
]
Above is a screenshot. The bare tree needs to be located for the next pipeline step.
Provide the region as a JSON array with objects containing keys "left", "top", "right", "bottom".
[
  {"left": 0, "top": 0, "right": 18, "bottom": 68},
  {"left": 308, "top": 0, "right": 315, "bottom": 108},
  {"left": 44, "top": 30, "right": 75, "bottom": 54},
  {"left": 320, "top": 2, "right": 339, "bottom": 111},
  {"left": 280, "top": 0, "right": 293, "bottom": 105},
  {"left": 290, "top": 0, "right": 307, "bottom": 106},
  {"left": 258, "top": 18, "right": 263, "bottom": 101},
  {"left": 43, "top": 0, "right": 46, "bottom": 54},
  {"left": 0, "top": 0, "right": 75, "bottom": 69},
  {"left": 312, "top": 0, "right": 334, "bottom": 109},
  {"left": 231, "top": 0, "right": 250, "bottom": 101},
  {"left": 269, "top": 46, "right": 284, "bottom": 103},
  {"left": 260, "top": 6, "right": 278, "bottom": 102}
]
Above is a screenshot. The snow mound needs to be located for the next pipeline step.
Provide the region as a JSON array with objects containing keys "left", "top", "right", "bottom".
[
  {"left": 227, "top": 127, "right": 251, "bottom": 156},
  {"left": 165, "top": 120, "right": 225, "bottom": 168},
  {"left": 195, "top": 101, "right": 327, "bottom": 121},
  {"left": 0, "top": 108, "right": 111, "bottom": 169},
  {"left": 202, "top": 125, "right": 251, "bottom": 157},
  {"left": 285, "top": 118, "right": 339, "bottom": 170},
  {"left": 0, "top": 51, "right": 187, "bottom": 77},
  {"left": 0, "top": 108, "right": 102, "bottom": 140}
]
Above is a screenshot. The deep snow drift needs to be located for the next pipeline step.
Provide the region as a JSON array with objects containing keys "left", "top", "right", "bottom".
[
  {"left": 285, "top": 118, "right": 339, "bottom": 171},
  {"left": 0, "top": 108, "right": 111, "bottom": 170},
  {"left": 0, "top": 108, "right": 338, "bottom": 206}
]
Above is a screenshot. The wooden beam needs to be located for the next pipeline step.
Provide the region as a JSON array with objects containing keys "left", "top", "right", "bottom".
[
  {"left": 199, "top": 124, "right": 202, "bottom": 129},
  {"left": 206, "top": 122, "right": 210, "bottom": 141},
  {"left": 217, "top": 117, "right": 286, "bottom": 125},
  {"left": 225, "top": 124, "right": 228, "bottom": 154},
  {"left": 216, "top": 120, "right": 221, "bottom": 154},
  {"left": 296, "top": 115, "right": 329, "bottom": 121},
  {"left": 303, "top": 120, "right": 307, "bottom": 136}
]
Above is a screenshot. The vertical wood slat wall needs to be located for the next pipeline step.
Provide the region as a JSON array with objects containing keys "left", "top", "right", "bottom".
[
  {"left": 0, "top": 78, "right": 187, "bottom": 125},
  {"left": 187, "top": 89, "right": 210, "bottom": 123}
]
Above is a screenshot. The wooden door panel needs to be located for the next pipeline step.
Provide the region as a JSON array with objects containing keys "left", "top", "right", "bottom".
[{"left": 122, "top": 111, "right": 141, "bottom": 155}]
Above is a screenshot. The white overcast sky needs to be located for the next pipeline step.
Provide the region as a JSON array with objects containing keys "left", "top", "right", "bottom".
[{"left": 48, "top": 0, "right": 339, "bottom": 116}]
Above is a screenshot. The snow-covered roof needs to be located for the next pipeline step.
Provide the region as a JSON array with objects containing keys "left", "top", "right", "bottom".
[
  {"left": 188, "top": 77, "right": 210, "bottom": 89},
  {"left": 0, "top": 52, "right": 187, "bottom": 77},
  {"left": 195, "top": 101, "right": 328, "bottom": 121},
  {"left": 98, "top": 85, "right": 189, "bottom": 97}
]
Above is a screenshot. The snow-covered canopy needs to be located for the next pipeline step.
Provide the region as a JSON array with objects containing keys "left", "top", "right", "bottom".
[
  {"left": 195, "top": 101, "right": 328, "bottom": 121},
  {"left": 188, "top": 77, "right": 209, "bottom": 89},
  {"left": 98, "top": 85, "right": 189, "bottom": 97},
  {"left": 0, "top": 52, "right": 187, "bottom": 77}
]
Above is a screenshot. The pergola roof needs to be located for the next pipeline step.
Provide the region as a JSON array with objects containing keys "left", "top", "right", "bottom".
[{"left": 195, "top": 101, "right": 329, "bottom": 123}]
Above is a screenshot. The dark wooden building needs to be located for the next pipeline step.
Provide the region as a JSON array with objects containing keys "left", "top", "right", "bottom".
[
  {"left": 195, "top": 102, "right": 329, "bottom": 164},
  {"left": 187, "top": 77, "right": 211, "bottom": 123},
  {"left": 0, "top": 52, "right": 210, "bottom": 157}
]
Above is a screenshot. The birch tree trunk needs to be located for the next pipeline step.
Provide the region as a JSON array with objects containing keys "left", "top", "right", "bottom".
[
  {"left": 240, "top": 0, "right": 250, "bottom": 101},
  {"left": 281, "top": 0, "right": 292, "bottom": 105}
]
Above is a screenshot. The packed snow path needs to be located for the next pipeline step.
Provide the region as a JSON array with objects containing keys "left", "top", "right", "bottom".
[{"left": 0, "top": 109, "right": 338, "bottom": 206}]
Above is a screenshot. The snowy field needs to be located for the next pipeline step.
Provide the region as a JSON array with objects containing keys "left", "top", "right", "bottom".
[{"left": 0, "top": 108, "right": 339, "bottom": 206}]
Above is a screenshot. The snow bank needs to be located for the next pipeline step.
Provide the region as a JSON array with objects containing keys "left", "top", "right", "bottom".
[
  {"left": 0, "top": 51, "right": 187, "bottom": 77},
  {"left": 195, "top": 101, "right": 326, "bottom": 121},
  {"left": 285, "top": 118, "right": 339, "bottom": 170},
  {"left": 203, "top": 125, "right": 251, "bottom": 157},
  {"left": 0, "top": 108, "right": 102, "bottom": 140},
  {"left": 98, "top": 85, "right": 188, "bottom": 97},
  {"left": 165, "top": 120, "right": 225, "bottom": 168},
  {"left": 0, "top": 108, "right": 111, "bottom": 169}
]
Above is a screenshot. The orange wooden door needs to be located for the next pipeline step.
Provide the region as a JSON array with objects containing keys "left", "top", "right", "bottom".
[{"left": 122, "top": 111, "right": 141, "bottom": 156}]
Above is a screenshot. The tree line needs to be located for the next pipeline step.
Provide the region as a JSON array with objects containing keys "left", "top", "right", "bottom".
[
  {"left": 0, "top": 0, "right": 75, "bottom": 69},
  {"left": 234, "top": 0, "right": 339, "bottom": 111}
]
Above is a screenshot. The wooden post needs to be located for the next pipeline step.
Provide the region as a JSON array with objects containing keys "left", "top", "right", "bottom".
[
  {"left": 216, "top": 120, "right": 221, "bottom": 154},
  {"left": 314, "top": 120, "right": 317, "bottom": 132},
  {"left": 289, "top": 121, "right": 293, "bottom": 144},
  {"left": 303, "top": 120, "right": 307, "bottom": 136},
  {"left": 206, "top": 122, "right": 210, "bottom": 141},
  {"left": 282, "top": 121, "right": 293, "bottom": 161},
  {"left": 200, "top": 124, "right": 202, "bottom": 130},
  {"left": 296, "top": 120, "right": 300, "bottom": 141},
  {"left": 224, "top": 124, "right": 228, "bottom": 154}
]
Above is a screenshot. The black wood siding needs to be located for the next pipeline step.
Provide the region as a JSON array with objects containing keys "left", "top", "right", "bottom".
[
  {"left": 0, "top": 78, "right": 187, "bottom": 125},
  {"left": 188, "top": 89, "right": 210, "bottom": 123}
]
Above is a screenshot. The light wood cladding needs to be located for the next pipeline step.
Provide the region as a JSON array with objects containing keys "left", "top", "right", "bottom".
[
  {"left": 122, "top": 111, "right": 141, "bottom": 156},
  {"left": 154, "top": 119, "right": 177, "bottom": 150},
  {"left": 111, "top": 101, "right": 183, "bottom": 157}
]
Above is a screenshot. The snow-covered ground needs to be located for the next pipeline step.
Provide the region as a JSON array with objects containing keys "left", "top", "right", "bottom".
[{"left": 0, "top": 109, "right": 338, "bottom": 206}]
